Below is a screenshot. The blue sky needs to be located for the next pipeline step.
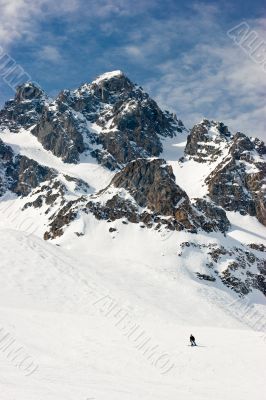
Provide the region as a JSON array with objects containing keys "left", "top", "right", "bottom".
[{"left": 0, "top": 0, "right": 265, "bottom": 139}]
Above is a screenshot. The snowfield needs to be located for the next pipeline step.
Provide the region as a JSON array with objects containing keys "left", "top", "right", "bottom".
[
  {"left": 0, "top": 222, "right": 265, "bottom": 400},
  {"left": 0, "top": 109, "right": 265, "bottom": 399}
]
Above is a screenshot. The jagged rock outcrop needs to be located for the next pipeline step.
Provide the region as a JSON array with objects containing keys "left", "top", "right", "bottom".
[
  {"left": 111, "top": 158, "right": 189, "bottom": 216},
  {"left": 179, "top": 241, "right": 266, "bottom": 297},
  {"left": 9, "top": 156, "right": 56, "bottom": 196},
  {"left": 0, "top": 70, "right": 264, "bottom": 300},
  {"left": 0, "top": 72, "right": 184, "bottom": 168},
  {"left": 0, "top": 138, "right": 89, "bottom": 201},
  {"left": 185, "top": 119, "right": 231, "bottom": 162},
  {"left": 23, "top": 175, "right": 89, "bottom": 211},
  {"left": 44, "top": 158, "right": 230, "bottom": 239},
  {"left": 31, "top": 101, "right": 87, "bottom": 163},
  {"left": 193, "top": 199, "right": 230, "bottom": 233},
  {"left": 184, "top": 118, "right": 266, "bottom": 226},
  {"left": 248, "top": 243, "right": 266, "bottom": 252},
  {"left": 0, "top": 138, "right": 56, "bottom": 196},
  {"left": 206, "top": 132, "right": 266, "bottom": 225},
  {"left": 56, "top": 71, "right": 184, "bottom": 167},
  {"left": 0, "top": 139, "right": 14, "bottom": 196},
  {"left": 0, "top": 83, "right": 47, "bottom": 131}
]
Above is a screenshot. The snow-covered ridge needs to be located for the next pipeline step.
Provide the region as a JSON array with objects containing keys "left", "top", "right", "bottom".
[
  {"left": 0, "top": 70, "right": 265, "bottom": 400},
  {"left": 0, "top": 71, "right": 265, "bottom": 297},
  {"left": 92, "top": 69, "right": 124, "bottom": 84}
]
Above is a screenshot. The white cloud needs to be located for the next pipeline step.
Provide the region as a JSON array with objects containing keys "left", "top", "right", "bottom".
[
  {"left": 0, "top": 0, "right": 265, "bottom": 140},
  {"left": 0, "top": 0, "right": 157, "bottom": 48},
  {"left": 0, "top": 0, "right": 41, "bottom": 47},
  {"left": 0, "top": 0, "right": 81, "bottom": 48},
  {"left": 145, "top": 36, "right": 266, "bottom": 139},
  {"left": 112, "top": 7, "right": 266, "bottom": 140},
  {"left": 38, "top": 45, "right": 62, "bottom": 63},
  {"left": 85, "top": 0, "right": 156, "bottom": 18}
]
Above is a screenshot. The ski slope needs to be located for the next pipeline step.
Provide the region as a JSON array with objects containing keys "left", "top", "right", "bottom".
[
  {"left": 0, "top": 122, "right": 265, "bottom": 399},
  {"left": 0, "top": 227, "right": 265, "bottom": 400}
]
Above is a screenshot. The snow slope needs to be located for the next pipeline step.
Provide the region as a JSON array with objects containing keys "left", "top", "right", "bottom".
[
  {"left": 0, "top": 224, "right": 265, "bottom": 400},
  {"left": 0, "top": 128, "right": 113, "bottom": 192},
  {"left": 0, "top": 107, "right": 265, "bottom": 399}
]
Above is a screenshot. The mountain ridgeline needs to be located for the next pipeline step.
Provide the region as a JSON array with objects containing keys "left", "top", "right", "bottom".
[{"left": 0, "top": 70, "right": 265, "bottom": 297}]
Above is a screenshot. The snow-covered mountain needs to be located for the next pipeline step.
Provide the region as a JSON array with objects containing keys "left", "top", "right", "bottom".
[{"left": 0, "top": 70, "right": 265, "bottom": 399}]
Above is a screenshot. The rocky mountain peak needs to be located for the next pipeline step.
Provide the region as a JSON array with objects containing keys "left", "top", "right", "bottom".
[
  {"left": 185, "top": 119, "right": 231, "bottom": 162},
  {"left": 0, "top": 82, "right": 47, "bottom": 131},
  {"left": 206, "top": 130, "right": 266, "bottom": 225},
  {"left": 111, "top": 158, "right": 186, "bottom": 215},
  {"left": 14, "top": 82, "right": 46, "bottom": 102},
  {"left": 91, "top": 70, "right": 134, "bottom": 96},
  {"left": 92, "top": 70, "right": 125, "bottom": 83},
  {"left": 72, "top": 70, "right": 135, "bottom": 106},
  {"left": 0, "top": 71, "right": 264, "bottom": 299},
  {"left": 230, "top": 132, "right": 256, "bottom": 160},
  {"left": 24, "top": 72, "right": 184, "bottom": 168}
]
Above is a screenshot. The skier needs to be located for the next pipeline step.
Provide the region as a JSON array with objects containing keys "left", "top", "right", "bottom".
[{"left": 190, "top": 334, "right": 196, "bottom": 346}]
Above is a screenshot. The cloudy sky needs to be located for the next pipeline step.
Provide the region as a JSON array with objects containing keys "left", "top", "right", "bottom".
[{"left": 0, "top": 0, "right": 265, "bottom": 139}]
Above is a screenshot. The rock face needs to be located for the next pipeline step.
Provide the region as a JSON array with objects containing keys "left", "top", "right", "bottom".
[
  {"left": 185, "top": 119, "right": 231, "bottom": 162},
  {"left": 44, "top": 158, "right": 230, "bottom": 239},
  {"left": 45, "top": 71, "right": 184, "bottom": 167},
  {"left": 0, "top": 139, "right": 14, "bottom": 196},
  {"left": 0, "top": 83, "right": 47, "bottom": 131},
  {"left": 184, "top": 119, "right": 266, "bottom": 226},
  {"left": 9, "top": 156, "right": 56, "bottom": 196},
  {"left": 179, "top": 242, "right": 266, "bottom": 297},
  {"left": 111, "top": 158, "right": 188, "bottom": 215},
  {"left": 0, "top": 138, "right": 56, "bottom": 196},
  {"left": 0, "top": 71, "right": 184, "bottom": 167},
  {"left": 193, "top": 199, "right": 230, "bottom": 233},
  {"left": 0, "top": 70, "right": 265, "bottom": 298},
  {"left": 31, "top": 101, "right": 87, "bottom": 163},
  {"left": 0, "top": 138, "right": 89, "bottom": 200},
  {"left": 110, "top": 159, "right": 230, "bottom": 233},
  {"left": 206, "top": 132, "right": 266, "bottom": 225}
]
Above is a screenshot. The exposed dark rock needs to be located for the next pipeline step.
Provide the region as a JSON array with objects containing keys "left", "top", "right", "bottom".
[
  {"left": 8, "top": 156, "right": 56, "bottom": 196},
  {"left": 55, "top": 71, "right": 185, "bottom": 168},
  {"left": 44, "top": 158, "right": 231, "bottom": 239},
  {"left": 196, "top": 273, "right": 216, "bottom": 282},
  {"left": 23, "top": 195, "right": 43, "bottom": 209},
  {"left": 185, "top": 119, "right": 231, "bottom": 162},
  {"left": 208, "top": 245, "right": 229, "bottom": 263},
  {"left": 0, "top": 72, "right": 185, "bottom": 169},
  {"left": 0, "top": 83, "right": 47, "bottom": 131},
  {"left": 254, "top": 137, "right": 266, "bottom": 155},
  {"left": 0, "top": 138, "right": 14, "bottom": 163},
  {"left": 44, "top": 199, "right": 80, "bottom": 240},
  {"left": 111, "top": 158, "right": 189, "bottom": 215},
  {"left": 63, "top": 175, "right": 90, "bottom": 193},
  {"left": 0, "top": 139, "right": 57, "bottom": 197},
  {"left": 90, "top": 148, "right": 119, "bottom": 171},
  {"left": 15, "top": 83, "right": 44, "bottom": 102},
  {"left": 86, "top": 195, "right": 139, "bottom": 224},
  {"left": 179, "top": 242, "right": 266, "bottom": 297},
  {"left": 248, "top": 243, "right": 266, "bottom": 252},
  {"left": 31, "top": 102, "right": 86, "bottom": 163},
  {"left": 96, "top": 97, "right": 180, "bottom": 165},
  {"left": 206, "top": 132, "right": 266, "bottom": 225},
  {"left": 23, "top": 175, "right": 89, "bottom": 218},
  {"left": 193, "top": 199, "right": 230, "bottom": 233},
  {"left": 90, "top": 71, "right": 135, "bottom": 104}
]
